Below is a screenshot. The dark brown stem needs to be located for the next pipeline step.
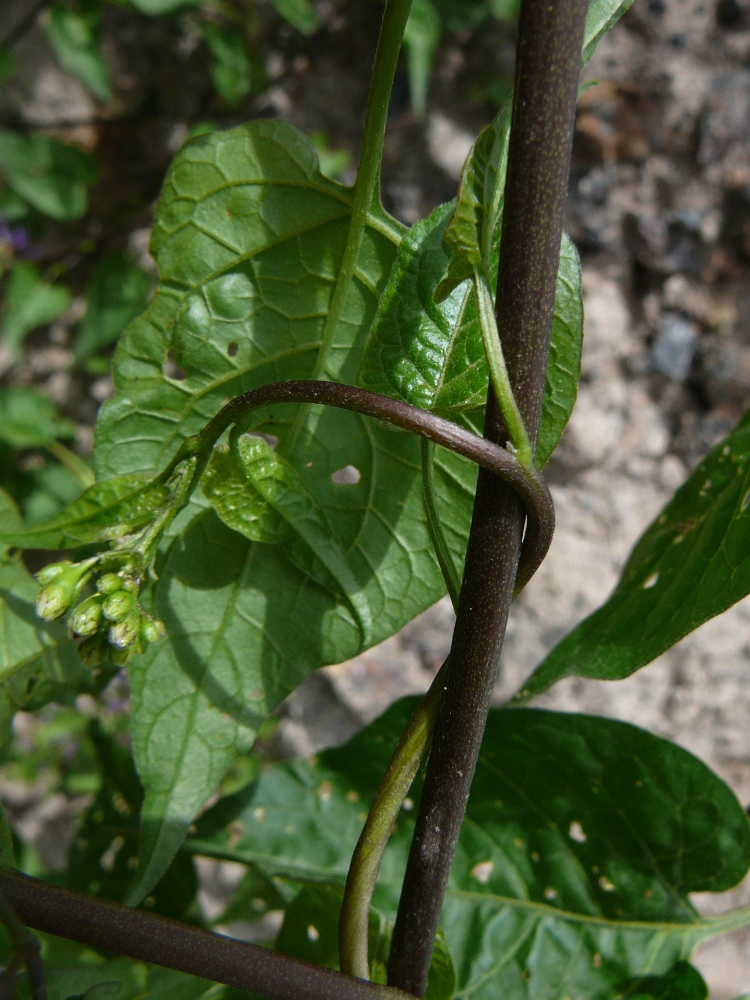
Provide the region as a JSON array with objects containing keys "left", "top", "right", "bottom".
[
  {"left": 386, "top": 2, "right": 589, "bottom": 994},
  {"left": 0, "top": 868, "right": 410, "bottom": 1000},
  {"left": 0, "top": 888, "right": 47, "bottom": 1000},
  {"left": 177, "top": 380, "right": 554, "bottom": 595}
]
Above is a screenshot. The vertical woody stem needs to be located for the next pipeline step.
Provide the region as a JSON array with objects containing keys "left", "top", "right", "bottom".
[{"left": 386, "top": 2, "right": 589, "bottom": 994}]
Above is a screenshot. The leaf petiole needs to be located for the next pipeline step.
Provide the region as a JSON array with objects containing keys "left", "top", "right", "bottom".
[
  {"left": 420, "top": 439, "right": 461, "bottom": 612},
  {"left": 475, "top": 270, "right": 533, "bottom": 467}
]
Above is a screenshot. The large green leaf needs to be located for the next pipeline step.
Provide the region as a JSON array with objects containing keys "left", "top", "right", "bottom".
[
  {"left": 86, "top": 120, "right": 473, "bottom": 903},
  {"left": 1, "top": 263, "right": 71, "bottom": 357},
  {"left": 188, "top": 699, "right": 750, "bottom": 1000},
  {"left": 0, "top": 131, "right": 96, "bottom": 221},
  {"left": 45, "top": 1, "right": 112, "bottom": 103},
  {"left": 515, "top": 406, "right": 750, "bottom": 703},
  {"left": 74, "top": 253, "right": 152, "bottom": 363}
]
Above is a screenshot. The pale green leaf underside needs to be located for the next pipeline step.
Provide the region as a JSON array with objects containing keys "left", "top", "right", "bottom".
[
  {"left": 516, "top": 406, "right": 750, "bottom": 702},
  {"left": 583, "top": 0, "right": 636, "bottom": 65},
  {"left": 188, "top": 700, "right": 750, "bottom": 1000}
]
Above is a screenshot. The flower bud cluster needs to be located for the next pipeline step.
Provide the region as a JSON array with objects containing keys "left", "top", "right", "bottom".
[{"left": 35, "top": 559, "right": 165, "bottom": 667}]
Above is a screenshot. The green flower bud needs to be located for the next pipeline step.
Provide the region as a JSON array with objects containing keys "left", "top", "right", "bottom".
[
  {"left": 35, "top": 559, "right": 96, "bottom": 621},
  {"left": 109, "top": 612, "right": 141, "bottom": 649},
  {"left": 102, "top": 590, "right": 134, "bottom": 622},
  {"left": 69, "top": 595, "right": 104, "bottom": 638},
  {"left": 97, "top": 573, "right": 123, "bottom": 595},
  {"left": 36, "top": 561, "right": 73, "bottom": 586},
  {"left": 77, "top": 634, "right": 107, "bottom": 669},
  {"left": 141, "top": 616, "right": 166, "bottom": 646},
  {"left": 108, "top": 643, "right": 132, "bottom": 667}
]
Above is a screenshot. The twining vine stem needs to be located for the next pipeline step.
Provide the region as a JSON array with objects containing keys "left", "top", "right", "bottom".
[
  {"left": 387, "top": 2, "right": 589, "bottom": 994},
  {"left": 0, "top": 867, "right": 408, "bottom": 1000}
]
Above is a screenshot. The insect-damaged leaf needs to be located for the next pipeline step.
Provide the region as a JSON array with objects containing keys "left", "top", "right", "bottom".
[
  {"left": 187, "top": 699, "right": 750, "bottom": 1000},
  {"left": 515, "top": 406, "right": 750, "bottom": 702}
]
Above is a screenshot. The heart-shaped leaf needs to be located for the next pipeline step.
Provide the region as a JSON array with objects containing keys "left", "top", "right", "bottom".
[
  {"left": 188, "top": 699, "right": 750, "bottom": 1000},
  {"left": 515, "top": 405, "right": 750, "bottom": 702}
]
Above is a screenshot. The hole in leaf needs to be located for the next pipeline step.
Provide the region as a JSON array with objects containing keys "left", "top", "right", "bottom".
[
  {"left": 569, "top": 821, "right": 587, "bottom": 843},
  {"left": 227, "top": 341, "right": 238, "bottom": 357},
  {"left": 470, "top": 860, "right": 494, "bottom": 884},
  {"left": 643, "top": 571, "right": 659, "bottom": 589},
  {"left": 163, "top": 349, "right": 187, "bottom": 380},
  {"left": 248, "top": 432, "right": 278, "bottom": 450},
  {"left": 307, "top": 925, "right": 319, "bottom": 942},
  {"left": 331, "top": 464, "right": 360, "bottom": 485}
]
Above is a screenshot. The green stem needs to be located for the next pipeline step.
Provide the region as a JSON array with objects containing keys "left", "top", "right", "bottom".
[
  {"left": 420, "top": 440, "right": 461, "bottom": 613},
  {"left": 45, "top": 441, "right": 95, "bottom": 490},
  {"left": 474, "top": 270, "right": 533, "bottom": 467},
  {"left": 339, "top": 664, "right": 446, "bottom": 980},
  {"left": 311, "top": 0, "right": 413, "bottom": 381}
]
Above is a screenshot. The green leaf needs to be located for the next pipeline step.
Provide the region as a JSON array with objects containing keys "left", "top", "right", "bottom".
[
  {"left": 203, "top": 431, "right": 374, "bottom": 646},
  {"left": 45, "top": 1, "right": 112, "bottom": 103},
  {"left": 59, "top": 720, "right": 198, "bottom": 919},
  {"left": 310, "top": 133, "right": 351, "bottom": 182},
  {"left": 583, "top": 0, "right": 636, "bottom": 65},
  {"left": 403, "top": 0, "right": 441, "bottom": 117},
  {"left": 74, "top": 253, "right": 151, "bottom": 362},
  {"left": 0, "top": 187, "right": 29, "bottom": 221},
  {"left": 90, "top": 120, "right": 470, "bottom": 902},
  {"left": 0, "top": 388, "right": 75, "bottom": 449},
  {"left": 0, "top": 130, "right": 96, "bottom": 221},
  {"left": 0, "top": 472, "right": 168, "bottom": 549},
  {"left": 625, "top": 962, "right": 707, "bottom": 1000},
  {"left": 188, "top": 700, "right": 750, "bottom": 1000},
  {"left": 200, "top": 25, "right": 256, "bottom": 106},
  {"left": 268, "top": 0, "right": 319, "bottom": 35},
  {"left": 0, "top": 46, "right": 15, "bottom": 85},
  {"left": 125, "top": 0, "right": 200, "bottom": 13},
  {"left": 516, "top": 406, "right": 750, "bottom": 702},
  {"left": 1, "top": 264, "right": 71, "bottom": 357},
  {"left": 357, "top": 202, "right": 582, "bottom": 466}
]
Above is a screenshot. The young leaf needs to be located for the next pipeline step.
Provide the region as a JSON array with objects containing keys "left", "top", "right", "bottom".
[
  {"left": 74, "top": 253, "right": 151, "bottom": 363},
  {"left": 0, "top": 130, "right": 96, "bottom": 221},
  {"left": 1, "top": 264, "right": 71, "bottom": 358},
  {"left": 582, "top": 0, "right": 636, "bottom": 65},
  {"left": 515, "top": 406, "right": 750, "bottom": 703},
  {"left": 403, "top": 0, "right": 441, "bottom": 117},
  {"left": 188, "top": 699, "right": 750, "bottom": 1000},
  {"left": 268, "top": 0, "right": 319, "bottom": 35},
  {"left": 0, "top": 472, "right": 168, "bottom": 549},
  {"left": 357, "top": 202, "right": 583, "bottom": 465},
  {"left": 45, "top": 1, "right": 113, "bottom": 104},
  {"left": 203, "top": 432, "right": 373, "bottom": 646},
  {"left": 0, "top": 388, "right": 75, "bottom": 449},
  {"left": 200, "top": 25, "right": 256, "bottom": 107}
]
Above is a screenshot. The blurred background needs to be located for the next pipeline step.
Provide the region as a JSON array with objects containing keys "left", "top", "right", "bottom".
[{"left": 1, "top": 0, "right": 750, "bottom": 994}]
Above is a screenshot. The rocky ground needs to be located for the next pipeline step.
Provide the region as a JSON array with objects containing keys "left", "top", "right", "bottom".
[{"left": 3, "top": 0, "right": 750, "bottom": 994}]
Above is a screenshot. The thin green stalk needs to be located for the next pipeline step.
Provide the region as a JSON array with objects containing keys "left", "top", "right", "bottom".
[
  {"left": 420, "top": 440, "right": 461, "bottom": 612},
  {"left": 311, "top": 0, "right": 413, "bottom": 380},
  {"left": 474, "top": 271, "right": 532, "bottom": 468},
  {"left": 339, "top": 664, "right": 446, "bottom": 980}
]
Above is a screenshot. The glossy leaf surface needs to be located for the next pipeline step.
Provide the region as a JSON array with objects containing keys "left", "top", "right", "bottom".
[
  {"left": 516, "top": 406, "right": 750, "bottom": 702},
  {"left": 0, "top": 131, "right": 96, "bottom": 221},
  {"left": 188, "top": 699, "right": 750, "bottom": 1000}
]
